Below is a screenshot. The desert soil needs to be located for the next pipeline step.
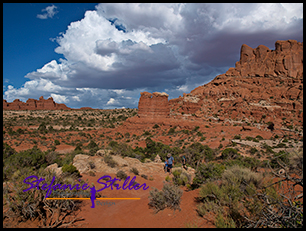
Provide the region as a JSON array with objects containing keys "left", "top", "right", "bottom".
[{"left": 3, "top": 109, "right": 303, "bottom": 228}]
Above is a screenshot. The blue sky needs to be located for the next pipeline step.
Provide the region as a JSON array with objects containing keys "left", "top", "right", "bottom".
[
  {"left": 3, "top": 3, "right": 303, "bottom": 109},
  {"left": 3, "top": 3, "right": 97, "bottom": 89}
]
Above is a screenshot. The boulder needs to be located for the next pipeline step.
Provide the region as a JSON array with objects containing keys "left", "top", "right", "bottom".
[
  {"left": 72, "top": 154, "right": 91, "bottom": 174},
  {"left": 45, "top": 163, "right": 62, "bottom": 177},
  {"left": 96, "top": 149, "right": 112, "bottom": 157},
  {"left": 154, "top": 154, "right": 162, "bottom": 163}
]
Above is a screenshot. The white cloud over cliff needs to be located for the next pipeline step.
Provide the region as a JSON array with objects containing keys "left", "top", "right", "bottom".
[{"left": 5, "top": 3, "right": 303, "bottom": 108}]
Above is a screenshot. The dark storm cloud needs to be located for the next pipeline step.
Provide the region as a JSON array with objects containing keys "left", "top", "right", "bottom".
[{"left": 4, "top": 3, "right": 303, "bottom": 109}]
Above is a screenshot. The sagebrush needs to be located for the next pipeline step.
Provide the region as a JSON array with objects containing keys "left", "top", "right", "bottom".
[{"left": 148, "top": 183, "right": 183, "bottom": 213}]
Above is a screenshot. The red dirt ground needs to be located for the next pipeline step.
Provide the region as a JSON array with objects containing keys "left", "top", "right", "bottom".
[
  {"left": 4, "top": 171, "right": 215, "bottom": 228},
  {"left": 74, "top": 171, "right": 215, "bottom": 228}
]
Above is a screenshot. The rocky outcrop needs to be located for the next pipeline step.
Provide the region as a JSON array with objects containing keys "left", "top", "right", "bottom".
[
  {"left": 124, "top": 91, "right": 172, "bottom": 126},
  {"left": 225, "top": 40, "right": 303, "bottom": 78},
  {"left": 137, "top": 92, "right": 170, "bottom": 118},
  {"left": 71, "top": 154, "right": 196, "bottom": 182},
  {"left": 154, "top": 154, "right": 162, "bottom": 163},
  {"left": 3, "top": 96, "right": 71, "bottom": 110},
  {"left": 45, "top": 163, "right": 63, "bottom": 177},
  {"left": 72, "top": 154, "right": 165, "bottom": 176},
  {"left": 169, "top": 93, "right": 202, "bottom": 115},
  {"left": 169, "top": 40, "right": 303, "bottom": 128}
]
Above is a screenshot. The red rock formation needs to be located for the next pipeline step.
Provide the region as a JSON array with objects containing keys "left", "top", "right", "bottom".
[
  {"left": 138, "top": 92, "right": 170, "bottom": 118},
  {"left": 26, "top": 98, "right": 37, "bottom": 110},
  {"left": 169, "top": 93, "right": 202, "bottom": 115},
  {"left": 169, "top": 40, "right": 303, "bottom": 128},
  {"left": 124, "top": 91, "right": 172, "bottom": 127},
  {"left": 225, "top": 40, "right": 303, "bottom": 78},
  {"left": 3, "top": 96, "right": 71, "bottom": 110}
]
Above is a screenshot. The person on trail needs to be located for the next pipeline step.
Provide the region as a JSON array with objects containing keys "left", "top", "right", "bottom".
[
  {"left": 181, "top": 154, "right": 187, "bottom": 170},
  {"left": 167, "top": 153, "right": 174, "bottom": 175},
  {"left": 164, "top": 158, "right": 168, "bottom": 173}
]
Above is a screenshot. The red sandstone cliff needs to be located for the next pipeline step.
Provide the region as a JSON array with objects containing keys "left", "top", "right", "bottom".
[
  {"left": 124, "top": 91, "right": 172, "bottom": 126},
  {"left": 3, "top": 96, "right": 71, "bottom": 110},
  {"left": 168, "top": 40, "right": 303, "bottom": 127},
  {"left": 225, "top": 39, "right": 303, "bottom": 78},
  {"left": 137, "top": 92, "right": 170, "bottom": 118}
]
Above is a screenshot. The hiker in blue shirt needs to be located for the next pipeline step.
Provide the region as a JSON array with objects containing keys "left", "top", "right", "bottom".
[
  {"left": 181, "top": 154, "right": 187, "bottom": 170},
  {"left": 164, "top": 158, "right": 168, "bottom": 173},
  {"left": 167, "top": 153, "right": 174, "bottom": 175}
]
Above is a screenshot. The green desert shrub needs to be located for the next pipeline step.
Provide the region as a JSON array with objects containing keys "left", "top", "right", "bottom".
[
  {"left": 74, "top": 144, "right": 83, "bottom": 153},
  {"left": 192, "top": 162, "right": 225, "bottom": 188},
  {"left": 222, "top": 165, "right": 264, "bottom": 189},
  {"left": 153, "top": 124, "right": 159, "bottom": 129},
  {"left": 215, "top": 213, "right": 236, "bottom": 228},
  {"left": 221, "top": 148, "right": 239, "bottom": 159},
  {"left": 104, "top": 154, "right": 118, "bottom": 168},
  {"left": 269, "top": 151, "right": 290, "bottom": 169},
  {"left": 62, "top": 164, "right": 80, "bottom": 176},
  {"left": 116, "top": 170, "right": 128, "bottom": 180},
  {"left": 148, "top": 183, "right": 183, "bottom": 213},
  {"left": 38, "top": 122, "right": 47, "bottom": 133},
  {"left": 4, "top": 146, "right": 49, "bottom": 178},
  {"left": 168, "top": 127, "right": 176, "bottom": 135},
  {"left": 148, "top": 187, "right": 166, "bottom": 212},
  {"left": 162, "top": 183, "right": 183, "bottom": 211},
  {"left": 87, "top": 140, "right": 98, "bottom": 149},
  {"left": 130, "top": 167, "right": 139, "bottom": 175},
  {"left": 141, "top": 174, "right": 148, "bottom": 180},
  {"left": 184, "top": 142, "right": 215, "bottom": 168},
  {"left": 110, "top": 142, "right": 135, "bottom": 158},
  {"left": 197, "top": 179, "right": 244, "bottom": 227},
  {"left": 3, "top": 143, "right": 17, "bottom": 159},
  {"left": 172, "top": 169, "right": 191, "bottom": 186},
  {"left": 249, "top": 147, "right": 258, "bottom": 155},
  {"left": 196, "top": 149, "right": 303, "bottom": 228}
]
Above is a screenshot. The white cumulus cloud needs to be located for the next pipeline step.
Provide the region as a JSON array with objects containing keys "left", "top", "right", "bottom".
[
  {"left": 37, "top": 5, "right": 58, "bottom": 19},
  {"left": 4, "top": 3, "right": 303, "bottom": 109},
  {"left": 50, "top": 93, "right": 68, "bottom": 103},
  {"left": 106, "top": 98, "right": 119, "bottom": 106}
]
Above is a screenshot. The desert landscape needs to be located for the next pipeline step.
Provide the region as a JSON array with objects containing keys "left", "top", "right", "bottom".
[{"left": 3, "top": 40, "right": 303, "bottom": 228}]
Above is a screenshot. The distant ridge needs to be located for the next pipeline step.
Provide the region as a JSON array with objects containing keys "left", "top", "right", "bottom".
[{"left": 3, "top": 96, "right": 71, "bottom": 110}]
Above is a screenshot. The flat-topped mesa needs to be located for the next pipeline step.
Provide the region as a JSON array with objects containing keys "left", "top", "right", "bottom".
[
  {"left": 137, "top": 92, "right": 170, "bottom": 118},
  {"left": 224, "top": 40, "right": 303, "bottom": 78}
]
